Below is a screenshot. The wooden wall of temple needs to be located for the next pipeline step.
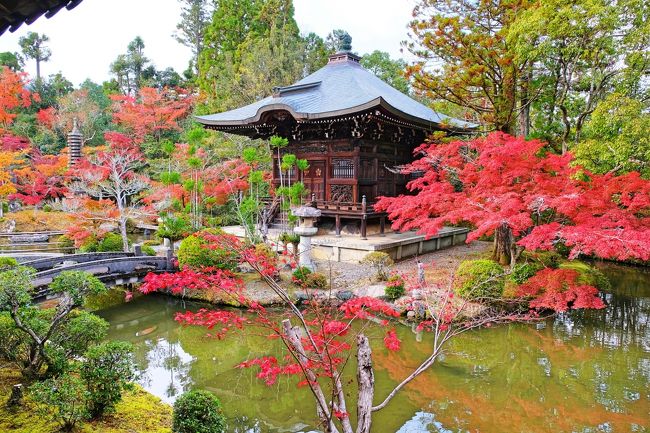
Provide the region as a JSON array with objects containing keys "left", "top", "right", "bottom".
[{"left": 272, "top": 138, "right": 416, "bottom": 203}]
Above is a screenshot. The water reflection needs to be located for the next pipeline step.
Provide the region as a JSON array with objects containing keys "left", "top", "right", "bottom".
[{"left": 97, "top": 263, "right": 650, "bottom": 432}]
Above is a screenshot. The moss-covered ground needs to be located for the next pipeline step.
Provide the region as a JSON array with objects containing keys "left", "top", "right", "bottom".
[{"left": 0, "top": 369, "right": 172, "bottom": 433}]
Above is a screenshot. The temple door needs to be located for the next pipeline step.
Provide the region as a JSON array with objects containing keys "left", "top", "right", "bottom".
[{"left": 304, "top": 160, "right": 325, "bottom": 201}]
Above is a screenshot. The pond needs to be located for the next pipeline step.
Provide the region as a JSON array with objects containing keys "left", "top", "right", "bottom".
[{"left": 96, "top": 263, "right": 650, "bottom": 433}]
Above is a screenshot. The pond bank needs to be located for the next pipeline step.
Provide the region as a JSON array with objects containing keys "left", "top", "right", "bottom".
[{"left": 0, "top": 369, "right": 172, "bottom": 433}]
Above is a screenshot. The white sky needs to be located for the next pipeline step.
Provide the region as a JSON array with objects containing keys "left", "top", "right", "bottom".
[{"left": 0, "top": 0, "right": 416, "bottom": 86}]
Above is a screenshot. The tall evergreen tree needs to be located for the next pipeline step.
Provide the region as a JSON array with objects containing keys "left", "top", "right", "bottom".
[
  {"left": 174, "top": 0, "right": 213, "bottom": 73},
  {"left": 18, "top": 32, "right": 51, "bottom": 81}
]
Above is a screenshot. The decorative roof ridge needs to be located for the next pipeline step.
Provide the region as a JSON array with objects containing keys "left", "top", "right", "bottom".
[
  {"left": 272, "top": 81, "right": 322, "bottom": 98},
  {"left": 328, "top": 51, "right": 361, "bottom": 64}
]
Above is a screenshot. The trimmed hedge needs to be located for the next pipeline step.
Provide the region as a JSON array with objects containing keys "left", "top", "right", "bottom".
[
  {"left": 177, "top": 229, "right": 238, "bottom": 271},
  {"left": 172, "top": 390, "right": 225, "bottom": 433}
]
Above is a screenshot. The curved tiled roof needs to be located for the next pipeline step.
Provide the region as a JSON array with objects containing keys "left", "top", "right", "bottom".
[{"left": 196, "top": 53, "right": 476, "bottom": 131}]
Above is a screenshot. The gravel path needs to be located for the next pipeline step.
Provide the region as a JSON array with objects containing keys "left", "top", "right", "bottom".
[{"left": 312, "top": 241, "right": 493, "bottom": 292}]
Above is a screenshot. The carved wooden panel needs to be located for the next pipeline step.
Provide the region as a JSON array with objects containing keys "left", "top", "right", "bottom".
[{"left": 330, "top": 185, "right": 353, "bottom": 202}]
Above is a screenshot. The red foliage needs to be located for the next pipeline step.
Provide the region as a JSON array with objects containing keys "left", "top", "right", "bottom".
[
  {"left": 375, "top": 132, "right": 650, "bottom": 262},
  {"left": 111, "top": 87, "right": 193, "bottom": 144},
  {"left": 0, "top": 133, "right": 30, "bottom": 152},
  {"left": 517, "top": 268, "right": 605, "bottom": 312},
  {"left": 0, "top": 67, "right": 36, "bottom": 128}
]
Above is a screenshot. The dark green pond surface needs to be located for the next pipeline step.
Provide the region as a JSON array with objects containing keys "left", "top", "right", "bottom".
[{"left": 97, "top": 263, "right": 650, "bottom": 432}]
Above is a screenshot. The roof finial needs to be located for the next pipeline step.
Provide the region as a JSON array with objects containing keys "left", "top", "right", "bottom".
[{"left": 71, "top": 117, "right": 80, "bottom": 134}]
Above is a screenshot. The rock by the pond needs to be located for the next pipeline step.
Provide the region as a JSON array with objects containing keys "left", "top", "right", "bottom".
[{"left": 336, "top": 290, "right": 354, "bottom": 301}]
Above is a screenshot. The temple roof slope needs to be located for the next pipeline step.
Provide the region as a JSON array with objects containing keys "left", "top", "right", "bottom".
[
  {"left": 0, "top": 0, "right": 83, "bottom": 35},
  {"left": 196, "top": 53, "right": 476, "bottom": 133}
]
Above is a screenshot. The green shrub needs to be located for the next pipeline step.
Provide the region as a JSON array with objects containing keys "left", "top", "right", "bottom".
[
  {"left": 30, "top": 373, "right": 89, "bottom": 431},
  {"left": 79, "top": 237, "right": 98, "bottom": 253},
  {"left": 509, "top": 262, "right": 544, "bottom": 285},
  {"left": 42, "top": 204, "right": 52, "bottom": 212},
  {"left": 360, "top": 252, "right": 394, "bottom": 281},
  {"left": 1, "top": 202, "right": 7, "bottom": 213},
  {"left": 385, "top": 274, "right": 406, "bottom": 299},
  {"left": 304, "top": 272, "right": 328, "bottom": 289},
  {"left": 56, "top": 234, "right": 75, "bottom": 249},
  {"left": 292, "top": 266, "right": 312, "bottom": 285},
  {"left": 177, "top": 229, "right": 238, "bottom": 271},
  {"left": 143, "top": 239, "right": 162, "bottom": 246},
  {"left": 81, "top": 341, "right": 136, "bottom": 418},
  {"left": 454, "top": 259, "right": 505, "bottom": 301},
  {"left": 97, "top": 233, "right": 125, "bottom": 252},
  {"left": 559, "top": 261, "right": 611, "bottom": 290},
  {"left": 173, "top": 390, "right": 226, "bottom": 433},
  {"left": 527, "top": 251, "right": 562, "bottom": 269},
  {"left": 141, "top": 245, "right": 157, "bottom": 256},
  {"left": 0, "top": 256, "right": 18, "bottom": 271}
]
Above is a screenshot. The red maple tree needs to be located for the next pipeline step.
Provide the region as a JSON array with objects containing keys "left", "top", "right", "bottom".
[
  {"left": 111, "top": 87, "right": 193, "bottom": 144},
  {"left": 0, "top": 67, "right": 38, "bottom": 130},
  {"left": 375, "top": 132, "right": 650, "bottom": 266},
  {"left": 139, "top": 231, "right": 602, "bottom": 432}
]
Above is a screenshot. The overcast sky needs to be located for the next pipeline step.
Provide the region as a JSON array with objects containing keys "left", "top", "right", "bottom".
[{"left": 0, "top": 0, "right": 416, "bottom": 86}]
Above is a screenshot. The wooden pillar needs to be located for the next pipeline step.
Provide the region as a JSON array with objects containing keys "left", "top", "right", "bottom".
[
  {"left": 335, "top": 214, "right": 341, "bottom": 237},
  {"left": 379, "top": 216, "right": 385, "bottom": 236},
  {"left": 361, "top": 195, "right": 367, "bottom": 240}
]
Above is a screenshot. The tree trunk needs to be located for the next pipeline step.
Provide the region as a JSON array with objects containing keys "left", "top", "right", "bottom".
[
  {"left": 356, "top": 334, "right": 374, "bottom": 433},
  {"left": 493, "top": 222, "right": 514, "bottom": 266},
  {"left": 119, "top": 216, "right": 129, "bottom": 252}
]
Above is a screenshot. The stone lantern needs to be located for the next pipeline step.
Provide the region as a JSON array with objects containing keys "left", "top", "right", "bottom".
[{"left": 292, "top": 205, "right": 321, "bottom": 271}]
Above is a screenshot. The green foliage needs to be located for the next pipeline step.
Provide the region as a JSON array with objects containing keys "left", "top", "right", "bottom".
[
  {"left": 559, "top": 261, "right": 611, "bottom": 291},
  {"left": 385, "top": 274, "right": 406, "bottom": 300},
  {"left": 56, "top": 234, "right": 75, "bottom": 249},
  {"left": 292, "top": 266, "right": 311, "bottom": 284},
  {"left": 361, "top": 50, "right": 409, "bottom": 94},
  {"left": 573, "top": 93, "right": 650, "bottom": 178},
  {"left": 177, "top": 229, "right": 238, "bottom": 270},
  {"left": 509, "top": 262, "right": 544, "bottom": 285},
  {"left": 81, "top": 341, "right": 136, "bottom": 418},
  {"left": 527, "top": 251, "right": 562, "bottom": 269},
  {"left": 360, "top": 252, "right": 394, "bottom": 281},
  {"left": 42, "top": 204, "right": 52, "bottom": 212},
  {"left": 47, "top": 311, "right": 109, "bottom": 375},
  {"left": 0, "top": 266, "right": 34, "bottom": 308},
  {"left": 161, "top": 171, "right": 183, "bottom": 185},
  {"left": 0, "top": 256, "right": 18, "bottom": 271},
  {"left": 454, "top": 259, "right": 505, "bottom": 301},
  {"left": 157, "top": 215, "right": 192, "bottom": 244},
  {"left": 141, "top": 245, "right": 157, "bottom": 256},
  {"left": 50, "top": 271, "right": 106, "bottom": 304},
  {"left": 97, "top": 233, "right": 125, "bottom": 252},
  {"left": 304, "top": 272, "right": 328, "bottom": 290},
  {"left": 173, "top": 389, "right": 226, "bottom": 433},
  {"left": 30, "top": 373, "right": 89, "bottom": 431}
]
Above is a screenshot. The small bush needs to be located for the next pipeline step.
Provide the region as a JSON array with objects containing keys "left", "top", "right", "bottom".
[
  {"left": 81, "top": 341, "right": 136, "bottom": 418},
  {"left": 56, "top": 234, "right": 75, "bottom": 249},
  {"left": 360, "top": 252, "right": 394, "bottom": 281},
  {"left": 97, "top": 233, "right": 125, "bottom": 252},
  {"left": 509, "top": 262, "right": 544, "bottom": 285},
  {"left": 385, "top": 274, "right": 406, "bottom": 299},
  {"left": 0, "top": 256, "right": 18, "bottom": 271},
  {"left": 173, "top": 390, "right": 226, "bottom": 433},
  {"left": 30, "top": 373, "right": 89, "bottom": 431},
  {"left": 304, "top": 272, "right": 328, "bottom": 289},
  {"left": 177, "top": 229, "right": 238, "bottom": 271},
  {"left": 141, "top": 245, "right": 157, "bottom": 256},
  {"left": 527, "top": 251, "right": 562, "bottom": 269},
  {"left": 454, "top": 259, "right": 505, "bottom": 301},
  {"left": 42, "top": 204, "right": 52, "bottom": 212},
  {"left": 292, "top": 266, "right": 312, "bottom": 285},
  {"left": 143, "top": 239, "right": 162, "bottom": 246},
  {"left": 560, "top": 261, "right": 611, "bottom": 290}
]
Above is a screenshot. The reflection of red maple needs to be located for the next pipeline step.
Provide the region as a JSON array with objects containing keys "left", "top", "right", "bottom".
[{"left": 139, "top": 232, "right": 608, "bottom": 433}]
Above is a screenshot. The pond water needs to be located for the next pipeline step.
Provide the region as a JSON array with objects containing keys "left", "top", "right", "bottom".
[{"left": 96, "top": 263, "right": 650, "bottom": 433}]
